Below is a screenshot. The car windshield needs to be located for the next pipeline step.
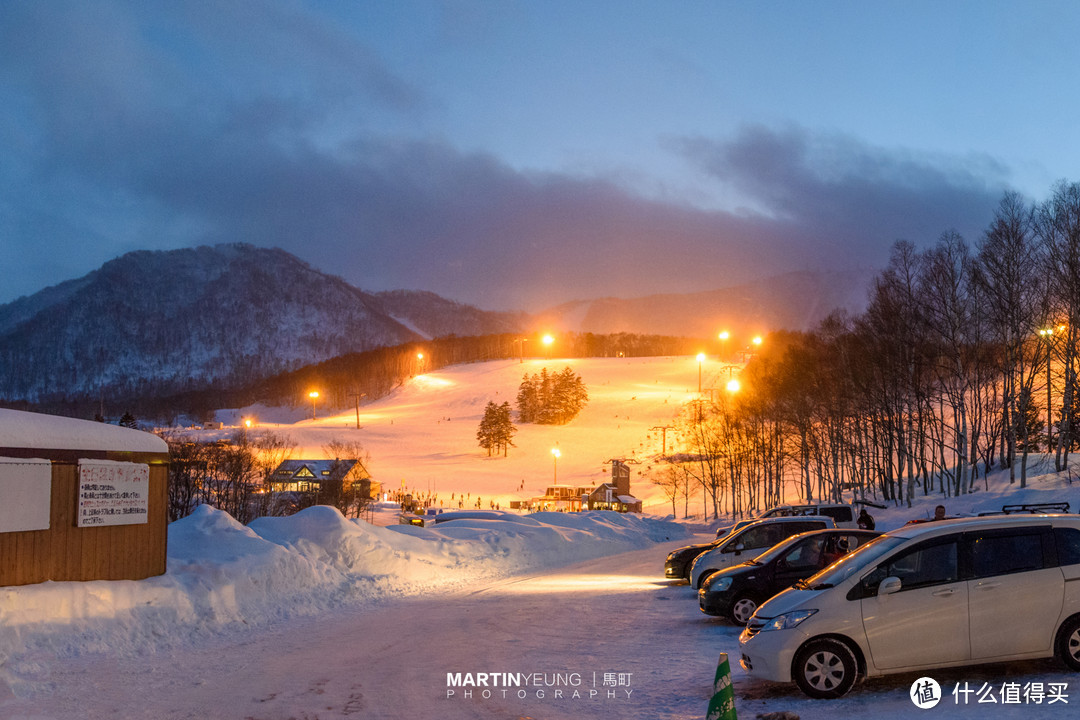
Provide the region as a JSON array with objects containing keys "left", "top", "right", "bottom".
[
  {"left": 743, "top": 533, "right": 808, "bottom": 566},
  {"left": 799, "top": 535, "right": 905, "bottom": 588}
]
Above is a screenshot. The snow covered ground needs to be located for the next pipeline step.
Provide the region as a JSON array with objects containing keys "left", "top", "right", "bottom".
[{"left": 4, "top": 355, "right": 1080, "bottom": 718}]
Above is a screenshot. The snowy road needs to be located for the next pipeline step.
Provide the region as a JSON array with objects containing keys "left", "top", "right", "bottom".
[{"left": 7, "top": 535, "right": 1080, "bottom": 719}]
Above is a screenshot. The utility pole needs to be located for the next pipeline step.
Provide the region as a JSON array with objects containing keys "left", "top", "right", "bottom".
[{"left": 348, "top": 392, "right": 367, "bottom": 430}]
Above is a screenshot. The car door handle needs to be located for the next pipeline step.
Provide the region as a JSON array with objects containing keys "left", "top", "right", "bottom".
[
  {"left": 975, "top": 582, "right": 1001, "bottom": 590},
  {"left": 932, "top": 588, "right": 955, "bottom": 597}
]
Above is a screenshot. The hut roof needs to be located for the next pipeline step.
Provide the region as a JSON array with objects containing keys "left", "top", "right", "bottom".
[{"left": 0, "top": 409, "right": 168, "bottom": 453}]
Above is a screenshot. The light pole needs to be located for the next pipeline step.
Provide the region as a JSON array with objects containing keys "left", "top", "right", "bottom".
[
  {"left": 696, "top": 352, "right": 706, "bottom": 393},
  {"left": 417, "top": 352, "right": 425, "bottom": 374},
  {"left": 309, "top": 391, "right": 319, "bottom": 420},
  {"left": 718, "top": 330, "right": 729, "bottom": 361},
  {"left": 741, "top": 335, "right": 764, "bottom": 362},
  {"left": 513, "top": 337, "right": 529, "bottom": 363},
  {"left": 551, "top": 448, "right": 560, "bottom": 484},
  {"left": 542, "top": 334, "right": 555, "bottom": 359}
]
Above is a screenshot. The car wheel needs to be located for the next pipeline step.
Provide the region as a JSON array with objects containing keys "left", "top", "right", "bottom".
[
  {"left": 1058, "top": 616, "right": 1080, "bottom": 671},
  {"left": 793, "top": 638, "right": 858, "bottom": 699},
  {"left": 694, "top": 570, "right": 715, "bottom": 590},
  {"left": 729, "top": 596, "right": 757, "bottom": 625}
]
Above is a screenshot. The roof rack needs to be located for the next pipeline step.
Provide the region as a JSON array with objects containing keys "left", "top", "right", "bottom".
[{"left": 1000, "top": 502, "right": 1070, "bottom": 514}]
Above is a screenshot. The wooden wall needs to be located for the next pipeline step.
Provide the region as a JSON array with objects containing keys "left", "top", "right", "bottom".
[{"left": 0, "top": 452, "right": 169, "bottom": 586}]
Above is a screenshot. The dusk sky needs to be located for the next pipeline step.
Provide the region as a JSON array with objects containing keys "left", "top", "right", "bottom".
[{"left": 2, "top": 1, "right": 1078, "bottom": 311}]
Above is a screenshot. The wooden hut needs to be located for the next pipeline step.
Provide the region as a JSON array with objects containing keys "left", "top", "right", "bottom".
[{"left": 0, "top": 409, "right": 170, "bottom": 586}]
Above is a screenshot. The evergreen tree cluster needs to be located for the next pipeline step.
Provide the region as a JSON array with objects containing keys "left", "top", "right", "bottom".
[
  {"left": 516, "top": 367, "right": 588, "bottom": 425},
  {"left": 476, "top": 401, "right": 516, "bottom": 456}
]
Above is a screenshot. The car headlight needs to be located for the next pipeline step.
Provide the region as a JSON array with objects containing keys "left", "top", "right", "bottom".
[
  {"left": 706, "top": 576, "right": 732, "bottom": 592},
  {"left": 760, "top": 609, "right": 818, "bottom": 632}
]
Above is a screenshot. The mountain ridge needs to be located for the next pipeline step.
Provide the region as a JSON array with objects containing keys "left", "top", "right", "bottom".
[{"left": 0, "top": 244, "right": 871, "bottom": 405}]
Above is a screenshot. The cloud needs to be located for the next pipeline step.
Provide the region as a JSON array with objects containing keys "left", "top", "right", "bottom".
[
  {"left": 0, "top": 4, "right": 1016, "bottom": 312},
  {"left": 674, "top": 125, "right": 1010, "bottom": 261}
]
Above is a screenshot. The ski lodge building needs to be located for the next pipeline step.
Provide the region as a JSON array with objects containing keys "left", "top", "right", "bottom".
[{"left": 513, "top": 459, "right": 642, "bottom": 513}]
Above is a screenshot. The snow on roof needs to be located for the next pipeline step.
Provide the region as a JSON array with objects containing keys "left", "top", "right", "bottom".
[
  {"left": 271, "top": 459, "right": 357, "bottom": 477},
  {"left": 617, "top": 495, "right": 640, "bottom": 504},
  {"left": 0, "top": 409, "right": 168, "bottom": 454}
]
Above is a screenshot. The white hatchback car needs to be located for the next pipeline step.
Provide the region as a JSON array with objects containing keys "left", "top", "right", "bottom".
[
  {"left": 739, "top": 514, "right": 1080, "bottom": 698},
  {"left": 689, "top": 516, "right": 835, "bottom": 589}
]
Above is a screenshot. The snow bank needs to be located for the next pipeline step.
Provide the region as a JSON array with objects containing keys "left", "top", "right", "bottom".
[{"left": 0, "top": 506, "right": 688, "bottom": 666}]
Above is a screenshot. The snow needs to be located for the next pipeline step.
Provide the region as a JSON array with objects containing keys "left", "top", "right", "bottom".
[
  {"left": 5, "top": 355, "right": 1080, "bottom": 718},
  {"left": 0, "top": 504, "right": 688, "bottom": 717},
  {"left": 0, "top": 409, "right": 168, "bottom": 453},
  {"left": 387, "top": 312, "right": 433, "bottom": 340}
]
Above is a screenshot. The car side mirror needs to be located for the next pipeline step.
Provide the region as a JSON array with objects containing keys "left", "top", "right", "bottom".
[
  {"left": 734, "top": 543, "right": 745, "bottom": 555},
  {"left": 878, "top": 576, "right": 902, "bottom": 596}
]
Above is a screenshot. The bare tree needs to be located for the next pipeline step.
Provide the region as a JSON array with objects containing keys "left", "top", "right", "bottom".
[
  {"left": 1034, "top": 181, "right": 1080, "bottom": 471},
  {"left": 977, "top": 190, "right": 1044, "bottom": 485},
  {"left": 321, "top": 438, "right": 374, "bottom": 517}
]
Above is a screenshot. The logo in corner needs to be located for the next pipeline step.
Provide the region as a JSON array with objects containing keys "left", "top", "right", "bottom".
[{"left": 910, "top": 676, "right": 941, "bottom": 709}]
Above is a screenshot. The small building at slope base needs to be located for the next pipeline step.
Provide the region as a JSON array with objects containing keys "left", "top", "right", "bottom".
[{"left": 512, "top": 459, "right": 643, "bottom": 513}]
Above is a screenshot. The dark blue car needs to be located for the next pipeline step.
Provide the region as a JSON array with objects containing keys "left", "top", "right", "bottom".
[{"left": 698, "top": 529, "right": 880, "bottom": 623}]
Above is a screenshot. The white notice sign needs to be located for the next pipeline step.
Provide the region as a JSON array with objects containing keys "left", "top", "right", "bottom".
[
  {"left": 77, "top": 460, "right": 149, "bottom": 527},
  {"left": 0, "top": 458, "right": 51, "bottom": 532}
]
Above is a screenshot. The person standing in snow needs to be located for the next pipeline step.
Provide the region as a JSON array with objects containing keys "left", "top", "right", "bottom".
[{"left": 857, "top": 508, "right": 875, "bottom": 530}]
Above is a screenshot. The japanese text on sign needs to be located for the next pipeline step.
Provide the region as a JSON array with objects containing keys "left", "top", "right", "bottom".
[{"left": 77, "top": 460, "right": 149, "bottom": 527}]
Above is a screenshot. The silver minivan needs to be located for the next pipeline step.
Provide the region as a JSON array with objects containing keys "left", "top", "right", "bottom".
[
  {"left": 689, "top": 516, "right": 834, "bottom": 589},
  {"left": 739, "top": 514, "right": 1080, "bottom": 698}
]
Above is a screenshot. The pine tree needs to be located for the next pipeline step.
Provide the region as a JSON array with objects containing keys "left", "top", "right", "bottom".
[
  {"left": 119, "top": 411, "right": 138, "bottom": 429},
  {"left": 478, "top": 401, "right": 517, "bottom": 456},
  {"left": 477, "top": 401, "right": 499, "bottom": 456},
  {"left": 516, "top": 373, "right": 539, "bottom": 423},
  {"left": 515, "top": 366, "right": 588, "bottom": 426},
  {"left": 495, "top": 401, "right": 516, "bottom": 456}
]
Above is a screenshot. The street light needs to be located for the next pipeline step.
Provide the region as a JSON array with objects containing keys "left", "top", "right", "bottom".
[
  {"left": 696, "top": 352, "right": 706, "bottom": 393},
  {"left": 309, "top": 391, "right": 319, "bottom": 420},
  {"left": 513, "top": 337, "right": 529, "bottom": 363},
  {"left": 542, "top": 334, "right": 555, "bottom": 359},
  {"left": 1040, "top": 327, "right": 1055, "bottom": 446},
  {"left": 718, "top": 330, "right": 730, "bottom": 360},
  {"left": 551, "top": 448, "right": 561, "bottom": 484},
  {"left": 417, "top": 352, "right": 425, "bottom": 374},
  {"left": 726, "top": 379, "right": 741, "bottom": 394}
]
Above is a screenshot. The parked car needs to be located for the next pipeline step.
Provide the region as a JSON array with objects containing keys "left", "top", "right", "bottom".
[
  {"left": 666, "top": 520, "right": 757, "bottom": 582},
  {"left": 689, "top": 516, "right": 835, "bottom": 589},
  {"left": 715, "top": 503, "right": 857, "bottom": 537},
  {"left": 699, "top": 529, "right": 880, "bottom": 623},
  {"left": 714, "top": 516, "right": 760, "bottom": 539},
  {"left": 738, "top": 514, "right": 1080, "bottom": 699}
]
